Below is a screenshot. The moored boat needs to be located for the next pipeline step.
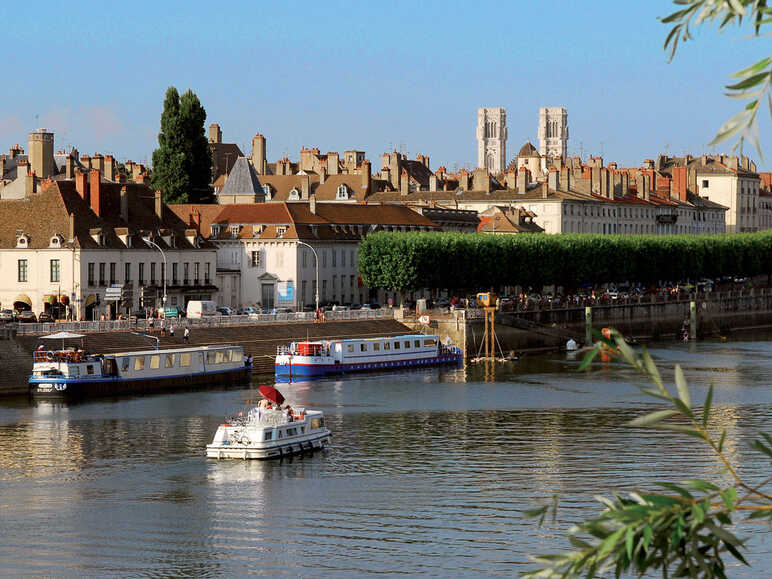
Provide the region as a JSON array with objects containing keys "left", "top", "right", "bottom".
[
  {"left": 275, "top": 333, "right": 463, "bottom": 378},
  {"left": 29, "top": 345, "right": 251, "bottom": 398},
  {"left": 206, "top": 385, "right": 331, "bottom": 460}
]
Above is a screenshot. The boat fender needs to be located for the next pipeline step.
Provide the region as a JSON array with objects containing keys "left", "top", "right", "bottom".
[{"left": 46, "top": 351, "right": 55, "bottom": 361}]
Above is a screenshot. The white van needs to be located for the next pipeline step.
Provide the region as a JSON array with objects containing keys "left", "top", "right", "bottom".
[{"left": 186, "top": 300, "right": 218, "bottom": 319}]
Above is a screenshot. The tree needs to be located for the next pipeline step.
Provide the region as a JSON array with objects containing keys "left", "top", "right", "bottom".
[
  {"left": 151, "top": 87, "right": 213, "bottom": 204},
  {"left": 662, "top": 0, "right": 772, "bottom": 158},
  {"left": 524, "top": 330, "right": 772, "bottom": 578}
]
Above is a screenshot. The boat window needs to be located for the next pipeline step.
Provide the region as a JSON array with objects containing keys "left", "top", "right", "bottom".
[
  {"left": 383, "top": 342, "right": 390, "bottom": 350},
  {"left": 264, "top": 431, "right": 273, "bottom": 441},
  {"left": 360, "top": 343, "right": 367, "bottom": 352},
  {"left": 215, "top": 351, "right": 225, "bottom": 364},
  {"left": 121, "top": 358, "right": 130, "bottom": 371},
  {"left": 231, "top": 349, "right": 240, "bottom": 361},
  {"left": 180, "top": 353, "right": 191, "bottom": 367},
  {"left": 87, "top": 365, "right": 95, "bottom": 375},
  {"left": 394, "top": 341, "right": 400, "bottom": 349},
  {"left": 404, "top": 341, "right": 410, "bottom": 349},
  {"left": 206, "top": 351, "right": 216, "bottom": 364},
  {"left": 373, "top": 343, "right": 380, "bottom": 351},
  {"left": 165, "top": 354, "right": 175, "bottom": 368},
  {"left": 135, "top": 357, "right": 145, "bottom": 371},
  {"left": 347, "top": 344, "right": 354, "bottom": 353},
  {"left": 424, "top": 338, "right": 437, "bottom": 347},
  {"left": 150, "top": 355, "right": 160, "bottom": 369},
  {"left": 414, "top": 340, "right": 420, "bottom": 348},
  {"left": 288, "top": 428, "right": 297, "bottom": 436},
  {"left": 278, "top": 430, "right": 284, "bottom": 439},
  {"left": 311, "top": 418, "right": 321, "bottom": 429},
  {"left": 300, "top": 426, "right": 305, "bottom": 433}
]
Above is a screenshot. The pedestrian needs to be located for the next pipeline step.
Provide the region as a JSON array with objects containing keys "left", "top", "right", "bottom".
[
  {"left": 148, "top": 317, "right": 154, "bottom": 332},
  {"left": 169, "top": 323, "right": 174, "bottom": 338},
  {"left": 160, "top": 319, "right": 166, "bottom": 337},
  {"left": 184, "top": 327, "right": 190, "bottom": 344}
]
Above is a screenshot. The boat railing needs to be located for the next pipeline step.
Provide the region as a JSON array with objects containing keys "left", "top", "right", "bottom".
[
  {"left": 243, "top": 408, "right": 307, "bottom": 426},
  {"left": 33, "top": 349, "right": 88, "bottom": 363}
]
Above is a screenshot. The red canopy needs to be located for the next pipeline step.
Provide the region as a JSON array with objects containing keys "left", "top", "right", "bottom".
[{"left": 258, "top": 385, "right": 285, "bottom": 405}]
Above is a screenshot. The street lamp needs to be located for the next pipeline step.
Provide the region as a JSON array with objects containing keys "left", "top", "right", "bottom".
[
  {"left": 296, "top": 240, "right": 319, "bottom": 312},
  {"left": 142, "top": 237, "right": 167, "bottom": 310}
]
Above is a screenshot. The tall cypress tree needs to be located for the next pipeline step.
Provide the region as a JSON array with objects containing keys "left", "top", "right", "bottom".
[{"left": 151, "top": 86, "right": 213, "bottom": 204}]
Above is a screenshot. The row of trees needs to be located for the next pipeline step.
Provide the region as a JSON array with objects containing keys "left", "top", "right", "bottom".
[{"left": 358, "top": 231, "right": 772, "bottom": 292}]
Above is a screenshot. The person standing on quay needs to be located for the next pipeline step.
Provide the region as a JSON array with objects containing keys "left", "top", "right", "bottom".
[
  {"left": 184, "top": 327, "right": 190, "bottom": 344},
  {"left": 169, "top": 323, "right": 175, "bottom": 339},
  {"left": 160, "top": 319, "right": 166, "bottom": 337}
]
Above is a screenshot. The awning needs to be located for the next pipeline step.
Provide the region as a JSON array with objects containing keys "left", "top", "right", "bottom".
[
  {"left": 84, "top": 294, "right": 97, "bottom": 307},
  {"left": 13, "top": 294, "right": 31, "bottom": 307},
  {"left": 41, "top": 332, "right": 85, "bottom": 339}
]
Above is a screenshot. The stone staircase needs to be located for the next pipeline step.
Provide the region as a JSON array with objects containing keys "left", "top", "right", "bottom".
[{"left": 5, "top": 319, "right": 412, "bottom": 395}]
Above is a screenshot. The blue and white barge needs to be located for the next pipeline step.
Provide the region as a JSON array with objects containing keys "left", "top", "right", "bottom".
[{"left": 274, "top": 334, "right": 463, "bottom": 378}]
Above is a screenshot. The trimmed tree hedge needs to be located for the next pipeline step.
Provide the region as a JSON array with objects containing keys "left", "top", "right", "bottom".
[{"left": 358, "top": 231, "right": 772, "bottom": 291}]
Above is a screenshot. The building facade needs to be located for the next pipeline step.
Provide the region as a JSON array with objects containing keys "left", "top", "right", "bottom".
[
  {"left": 476, "top": 108, "right": 507, "bottom": 173},
  {"left": 537, "top": 107, "right": 568, "bottom": 167}
]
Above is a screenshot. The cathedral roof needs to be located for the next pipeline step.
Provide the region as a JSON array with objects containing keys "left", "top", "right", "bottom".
[{"left": 518, "top": 142, "right": 540, "bottom": 158}]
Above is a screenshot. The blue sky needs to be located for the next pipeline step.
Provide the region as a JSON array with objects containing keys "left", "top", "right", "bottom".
[{"left": 1, "top": 0, "right": 768, "bottom": 170}]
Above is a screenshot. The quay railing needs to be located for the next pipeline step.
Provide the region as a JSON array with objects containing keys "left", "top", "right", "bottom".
[{"left": 12, "top": 308, "right": 395, "bottom": 335}]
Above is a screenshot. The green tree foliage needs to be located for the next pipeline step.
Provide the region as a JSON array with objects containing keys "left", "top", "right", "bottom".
[
  {"left": 151, "top": 87, "right": 213, "bottom": 204},
  {"left": 524, "top": 330, "right": 772, "bottom": 578},
  {"left": 357, "top": 231, "right": 772, "bottom": 292},
  {"left": 662, "top": 1, "right": 772, "bottom": 158}
]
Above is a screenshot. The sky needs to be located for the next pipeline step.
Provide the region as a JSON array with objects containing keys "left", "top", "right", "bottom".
[{"left": 1, "top": 0, "right": 769, "bottom": 171}]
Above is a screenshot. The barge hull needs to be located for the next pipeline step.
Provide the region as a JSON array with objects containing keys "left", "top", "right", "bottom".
[{"left": 275, "top": 353, "right": 462, "bottom": 377}]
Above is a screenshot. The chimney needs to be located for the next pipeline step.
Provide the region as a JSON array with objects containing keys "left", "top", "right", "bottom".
[
  {"left": 541, "top": 182, "right": 549, "bottom": 199},
  {"left": 361, "top": 160, "right": 372, "bottom": 195},
  {"left": 139, "top": 173, "right": 151, "bottom": 186},
  {"left": 300, "top": 147, "right": 315, "bottom": 172},
  {"left": 560, "top": 166, "right": 571, "bottom": 191},
  {"left": 25, "top": 170, "right": 36, "bottom": 195},
  {"left": 92, "top": 153, "right": 104, "bottom": 173},
  {"left": 209, "top": 123, "right": 222, "bottom": 144},
  {"left": 75, "top": 170, "right": 89, "bottom": 201},
  {"left": 309, "top": 194, "right": 317, "bottom": 214},
  {"left": 65, "top": 154, "right": 74, "bottom": 179},
  {"left": 516, "top": 166, "right": 529, "bottom": 192},
  {"left": 190, "top": 209, "right": 201, "bottom": 232},
  {"left": 81, "top": 154, "right": 91, "bottom": 170},
  {"left": 600, "top": 168, "right": 610, "bottom": 198},
  {"left": 104, "top": 155, "right": 115, "bottom": 180},
  {"left": 400, "top": 169, "right": 409, "bottom": 196},
  {"left": 68, "top": 212, "right": 75, "bottom": 242},
  {"left": 548, "top": 167, "right": 559, "bottom": 190},
  {"left": 728, "top": 156, "right": 739, "bottom": 170},
  {"left": 327, "top": 152, "right": 339, "bottom": 175},
  {"left": 458, "top": 170, "right": 471, "bottom": 191},
  {"left": 120, "top": 186, "right": 129, "bottom": 223},
  {"left": 591, "top": 166, "right": 601, "bottom": 194},
  {"left": 473, "top": 168, "right": 491, "bottom": 193},
  {"left": 115, "top": 171, "right": 126, "bottom": 184},
  {"left": 251, "top": 134, "right": 267, "bottom": 174},
  {"left": 154, "top": 190, "right": 163, "bottom": 220},
  {"left": 672, "top": 166, "right": 688, "bottom": 202},
  {"left": 132, "top": 163, "right": 143, "bottom": 180},
  {"left": 89, "top": 169, "right": 102, "bottom": 216},
  {"left": 301, "top": 174, "right": 310, "bottom": 199},
  {"left": 429, "top": 173, "right": 438, "bottom": 191},
  {"left": 381, "top": 167, "right": 390, "bottom": 187}
]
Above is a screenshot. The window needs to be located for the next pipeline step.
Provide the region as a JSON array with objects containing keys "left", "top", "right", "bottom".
[
  {"left": 165, "top": 354, "right": 175, "bottom": 368},
  {"left": 251, "top": 251, "right": 260, "bottom": 267},
  {"left": 332, "top": 250, "right": 337, "bottom": 267},
  {"left": 17, "top": 259, "right": 28, "bottom": 282},
  {"left": 184, "top": 262, "right": 189, "bottom": 283},
  {"left": 205, "top": 263, "right": 211, "bottom": 283},
  {"left": 99, "top": 263, "right": 106, "bottom": 285},
  {"left": 110, "top": 262, "right": 116, "bottom": 285},
  {"left": 702, "top": 180, "right": 709, "bottom": 188},
  {"left": 302, "top": 249, "right": 308, "bottom": 268},
  {"left": 121, "top": 358, "right": 130, "bottom": 371},
  {"left": 322, "top": 250, "right": 327, "bottom": 268},
  {"left": 125, "top": 263, "right": 132, "bottom": 282},
  {"left": 172, "top": 263, "right": 178, "bottom": 284},
  {"left": 180, "top": 353, "right": 191, "bottom": 367},
  {"left": 88, "top": 262, "right": 95, "bottom": 285},
  {"left": 87, "top": 365, "right": 95, "bottom": 375},
  {"left": 206, "top": 351, "right": 216, "bottom": 364},
  {"left": 288, "top": 188, "right": 299, "bottom": 200},
  {"left": 50, "top": 259, "right": 60, "bottom": 282},
  {"left": 383, "top": 342, "right": 390, "bottom": 350},
  {"left": 414, "top": 340, "right": 420, "bottom": 348},
  {"left": 194, "top": 262, "right": 199, "bottom": 282},
  {"left": 264, "top": 431, "right": 273, "bottom": 441},
  {"left": 373, "top": 343, "right": 380, "bottom": 351},
  {"left": 424, "top": 338, "right": 437, "bottom": 347},
  {"left": 347, "top": 344, "right": 354, "bottom": 352},
  {"left": 150, "top": 263, "right": 156, "bottom": 284},
  {"left": 336, "top": 184, "right": 348, "bottom": 200},
  {"left": 404, "top": 340, "right": 411, "bottom": 348},
  {"left": 138, "top": 263, "right": 145, "bottom": 284},
  {"left": 150, "top": 355, "right": 160, "bottom": 369},
  {"left": 360, "top": 343, "right": 368, "bottom": 352}
]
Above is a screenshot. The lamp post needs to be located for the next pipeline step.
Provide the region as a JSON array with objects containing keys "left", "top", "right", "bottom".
[
  {"left": 296, "top": 241, "right": 319, "bottom": 312},
  {"left": 142, "top": 237, "right": 167, "bottom": 310}
]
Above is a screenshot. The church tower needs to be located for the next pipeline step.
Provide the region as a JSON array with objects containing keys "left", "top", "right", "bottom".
[
  {"left": 476, "top": 108, "right": 507, "bottom": 174},
  {"left": 537, "top": 107, "right": 568, "bottom": 168}
]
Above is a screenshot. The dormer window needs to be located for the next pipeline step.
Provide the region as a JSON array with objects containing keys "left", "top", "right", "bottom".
[
  {"left": 49, "top": 234, "right": 64, "bottom": 248},
  {"left": 211, "top": 224, "right": 221, "bottom": 237},
  {"left": 289, "top": 187, "right": 299, "bottom": 200},
  {"left": 277, "top": 226, "right": 287, "bottom": 238},
  {"left": 89, "top": 228, "right": 104, "bottom": 246},
  {"left": 263, "top": 184, "right": 272, "bottom": 200},
  {"left": 336, "top": 184, "right": 348, "bottom": 200},
  {"left": 16, "top": 233, "right": 30, "bottom": 248},
  {"left": 230, "top": 225, "right": 241, "bottom": 239}
]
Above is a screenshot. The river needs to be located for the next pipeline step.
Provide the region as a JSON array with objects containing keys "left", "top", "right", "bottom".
[{"left": 0, "top": 339, "right": 770, "bottom": 577}]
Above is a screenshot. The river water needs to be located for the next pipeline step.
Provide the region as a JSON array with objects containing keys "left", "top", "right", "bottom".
[{"left": 0, "top": 339, "right": 771, "bottom": 577}]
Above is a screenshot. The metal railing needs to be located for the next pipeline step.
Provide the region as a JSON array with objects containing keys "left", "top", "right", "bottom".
[{"left": 14, "top": 308, "right": 395, "bottom": 335}]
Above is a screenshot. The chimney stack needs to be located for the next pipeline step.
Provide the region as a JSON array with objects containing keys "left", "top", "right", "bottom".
[
  {"left": 89, "top": 169, "right": 102, "bottom": 216},
  {"left": 327, "top": 152, "right": 339, "bottom": 175},
  {"left": 301, "top": 174, "right": 310, "bottom": 199},
  {"left": 75, "top": 170, "right": 89, "bottom": 201},
  {"left": 104, "top": 155, "right": 115, "bottom": 180},
  {"left": 361, "top": 160, "right": 372, "bottom": 195},
  {"left": 81, "top": 154, "right": 91, "bottom": 170},
  {"left": 191, "top": 209, "right": 201, "bottom": 232},
  {"left": 65, "top": 154, "right": 74, "bottom": 179},
  {"left": 92, "top": 153, "right": 104, "bottom": 174},
  {"left": 209, "top": 123, "right": 222, "bottom": 144},
  {"left": 251, "top": 133, "right": 267, "bottom": 174},
  {"left": 548, "top": 167, "right": 559, "bottom": 191},
  {"left": 309, "top": 194, "right": 317, "bottom": 214},
  {"left": 25, "top": 170, "right": 36, "bottom": 195},
  {"left": 120, "top": 186, "right": 129, "bottom": 223},
  {"left": 154, "top": 190, "right": 163, "bottom": 220},
  {"left": 400, "top": 169, "right": 409, "bottom": 196}
]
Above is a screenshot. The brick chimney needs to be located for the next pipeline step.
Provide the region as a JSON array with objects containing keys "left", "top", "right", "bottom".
[
  {"left": 104, "top": 155, "right": 115, "bottom": 180},
  {"left": 190, "top": 208, "right": 201, "bottom": 232},
  {"left": 154, "top": 190, "right": 163, "bottom": 220},
  {"left": 65, "top": 154, "right": 74, "bottom": 179},
  {"left": 548, "top": 167, "right": 559, "bottom": 190},
  {"left": 541, "top": 182, "right": 549, "bottom": 199},
  {"left": 672, "top": 166, "right": 688, "bottom": 202},
  {"left": 458, "top": 170, "right": 471, "bottom": 192},
  {"left": 361, "top": 160, "right": 371, "bottom": 195},
  {"left": 327, "top": 152, "right": 339, "bottom": 175},
  {"left": 81, "top": 154, "right": 91, "bottom": 169},
  {"left": 516, "top": 166, "right": 529, "bottom": 192},
  {"left": 120, "top": 186, "right": 129, "bottom": 223},
  {"left": 75, "top": 170, "right": 89, "bottom": 201},
  {"left": 138, "top": 173, "right": 150, "bottom": 186},
  {"left": 400, "top": 168, "right": 409, "bottom": 196},
  {"left": 309, "top": 194, "right": 317, "bottom": 214},
  {"left": 300, "top": 174, "right": 310, "bottom": 200},
  {"left": 92, "top": 153, "right": 104, "bottom": 173},
  {"left": 89, "top": 169, "right": 102, "bottom": 216},
  {"left": 25, "top": 170, "right": 36, "bottom": 195}
]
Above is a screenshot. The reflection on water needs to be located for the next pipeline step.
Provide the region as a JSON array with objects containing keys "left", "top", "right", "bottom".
[{"left": 0, "top": 340, "right": 771, "bottom": 576}]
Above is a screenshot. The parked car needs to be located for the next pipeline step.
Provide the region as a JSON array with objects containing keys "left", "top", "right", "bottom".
[
  {"left": 239, "top": 306, "right": 259, "bottom": 315},
  {"left": 217, "top": 306, "right": 233, "bottom": 315},
  {"left": 0, "top": 309, "right": 14, "bottom": 323},
  {"left": 37, "top": 312, "right": 54, "bottom": 323},
  {"left": 349, "top": 303, "right": 362, "bottom": 310},
  {"left": 158, "top": 306, "right": 183, "bottom": 319},
  {"left": 16, "top": 311, "right": 37, "bottom": 323},
  {"left": 130, "top": 310, "right": 147, "bottom": 320}
]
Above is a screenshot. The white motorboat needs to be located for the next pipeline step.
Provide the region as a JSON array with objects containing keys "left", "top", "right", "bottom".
[{"left": 206, "top": 386, "right": 331, "bottom": 460}]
